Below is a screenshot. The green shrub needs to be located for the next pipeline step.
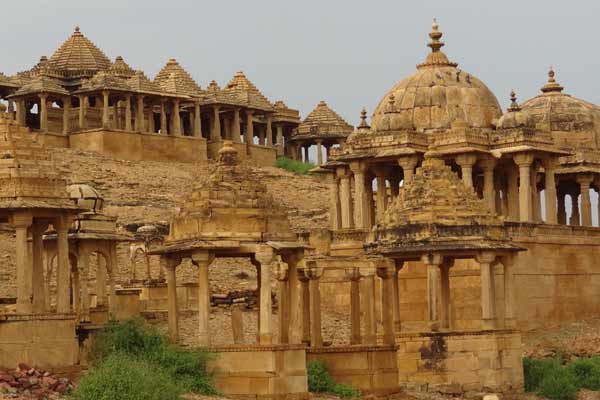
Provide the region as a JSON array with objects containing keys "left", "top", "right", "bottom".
[
  {"left": 275, "top": 156, "right": 315, "bottom": 175},
  {"left": 523, "top": 356, "right": 562, "bottom": 392},
  {"left": 71, "top": 353, "right": 183, "bottom": 400},
  {"left": 307, "top": 360, "right": 359, "bottom": 399},
  {"left": 82, "top": 319, "right": 217, "bottom": 396},
  {"left": 567, "top": 357, "right": 600, "bottom": 390},
  {"left": 537, "top": 369, "right": 578, "bottom": 400}
]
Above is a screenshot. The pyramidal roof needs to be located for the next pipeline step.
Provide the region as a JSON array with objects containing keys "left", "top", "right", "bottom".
[
  {"left": 223, "top": 71, "right": 273, "bottom": 111},
  {"left": 128, "top": 70, "right": 162, "bottom": 94},
  {"left": 78, "top": 71, "right": 130, "bottom": 93},
  {"left": 48, "top": 26, "right": 111, "bottom": 74},
  {"left": 13, "top": 74, "right": 69, "bottom": 97},
  {"left": 296, "top": 100, "right": 353, "bottom": 137},
  {"left": 154, "top": 58, "right": 201, "bottom": 96},
  {"left": 109, "top": 56, "right": 135, "bottom": 78},
  {"left": 0, "top": 116, "right": 79, "bottom": 210}
]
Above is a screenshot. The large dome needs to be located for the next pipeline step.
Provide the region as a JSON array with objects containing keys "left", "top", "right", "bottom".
[
  {"left": 371, "top": 20, "right": 501, "bottom": 133},
  {"left": 520, "top": 68, "right": 600, "bottom": 149}
]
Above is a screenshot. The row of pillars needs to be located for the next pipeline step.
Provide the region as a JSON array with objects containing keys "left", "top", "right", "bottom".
[{"left": 290, "top": 140, "right": 339, "bottom": 166}]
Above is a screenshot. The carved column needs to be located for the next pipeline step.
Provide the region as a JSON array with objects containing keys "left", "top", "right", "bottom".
[
  {"left": 136, "top": 95, "right": 145, "bottom": 133},
  {"left": 162, "top": 256, "right": 180, "bottom": 343},
  {"left": 276, "top": 124, "right": 284, "bottom": 152},
  {"left": 476, "top": 251, "right": 497, "bottom": 330},
  {"left": 337, "top": 167, "right": 354, "bottom": 229},
  {"left": 361, "top": 267, "right": 377, "bottom": 345},
  {"left": 298, "top": 270, "right": 311, "bottom": 344},
  {"left": 193, "top": 101, "right": 202, "bottom": 137},
  {"left": 192, "top": 252, "right": 212, "bottom": 347},
  {"left": 570, "top": 190, "right": 581, "bottom": 226},
  {"left": 78, "top": 250, "right": 91, "bottom": 322},
  {"left": 532, "top": 169, "right": 542, "bottom": 222},
  {"left": 305, "top": 262, "right": 324, "bottom": 347},
  {"left": 266, "top": 115, "right": 273, "bottom": 146},
  {"left": 171, "top": 99, "right": 181, "bottom": 136},
  {"left": 345, "top": 268, "right": 362, "bottom": 345},
  {"left": 101, "top": 90, "right": 110, "bottom": 129},
  {"left": 393, "top": 261, "right": 403, "bottom": 332},
  {"left": 7, "top": 100, "right": 14, "bottom": 121},
  {"left": 245, "top": 109, "right": 254, "bottom": 144},
  {"left": 374, "top": 166, "right": 388, "bottom": 222},
  {"left": 422, "top": 253, "right": 443, "bottom": 330},
  {"left": 507, "top": 165, "right": 519, "bottom": 220},
  {"left": 316, "top": 140, "right": 323, "bottom": 165},
  {"left": 479, "top": 158, "right": 497, "bottom": 213},
  {"left": 62, "top": 96, "right": 71, "bottom": 134},
  {"left": 273, "top": 256, "right": 289, "bottom": 344},
  {"left": 327, "top": 173, "right": 341, "bottom": 231},
  {"left": 31, "top": 222, "right": 48, "bottom": 313},
  {"left": 544, "top": 160, "right": 558, "bottom": 224},
  {"left": 55, "top": 215, "right": 72, "bottom": 314},
  {"left": 439, "top": 259, "right": 454, "bottom": 329},
  {"left": 377, "top": 262, "right": 396, "bottom": 345},
  {"left": 255, "top": 247, "right": 274, "bottom": 344},
  {"left": 398, "top": 156, "right": 418, "bottom": 185},
  {"left": 124, "top": 94, "right": 132, "bottom": 131},
  {"left": 557, "top": 189, "right": 567, "bottom": 225},
  {"left": 39, "top": 93, "right": 49, "bottom": 132},
  {"left": 456, "top": 154, "right": 477, "bottom": 190},
  {"left": 500, "top": 254, "right": 516, "bottom": 328},
  {"left": 514, "top": 153, "right": 534, "bottom": 222},
  {"left": 12, "top": 212, "right": 32, "bottom": 314},
  {"left": 350, "top": 161, "right": 370, "bottom": 230},
  {"left": 160, "top": 99, "right": 168, "bottom": 134},
  {"left": 286, "top": 252, "right": 303, "bottom": 344},
  {"left": 211, "top": 105, "right": 220, "bottom": 141},
  {"left": 577, "top": 175, "right": 594, "bottom": 227}
]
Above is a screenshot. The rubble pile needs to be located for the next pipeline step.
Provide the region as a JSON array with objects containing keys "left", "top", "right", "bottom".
[{"left": 0, "top": 364, "right": 73, "bottom": 399}]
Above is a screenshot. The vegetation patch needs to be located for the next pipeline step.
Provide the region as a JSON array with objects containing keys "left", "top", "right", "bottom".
[
  {"left": 307, "top": 360, "right": 360, "bottom": 399},
  {"left": 275, "top": 156, "right": 315, "bottom": 175},
  {"left": 524, "top": 355, "right": 600, "bottom": 400},
  {"left": 71, "top": 319, "right": 217, "bottom": 399}
]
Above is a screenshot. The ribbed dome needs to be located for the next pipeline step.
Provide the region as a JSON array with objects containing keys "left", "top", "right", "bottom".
[
  {"left": 497, "top": 90, "right": 535, "bottom": 129},
  {"left": 48, "top": 27, "right": 111, "bottom": 74},
  {"left": 67, "top": 184, "right": 104, "bottom": 213},
  {"left": 371, "top": 20, "right": 501, "bottom": 133},
  {"left": 520, "top": 68, "right": 600, "bottom": 148}
]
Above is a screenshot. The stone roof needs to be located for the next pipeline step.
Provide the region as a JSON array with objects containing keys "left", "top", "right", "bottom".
[
  {"left": 223, "top": 71, "right": 273, "bottom": 111},
  {"left": 154, "top": 58, "right": 202, "bottom": 96},
  {"left": 295, "top": 100, "right": 353, "bottom": 138},
  {"left": 12, "top": 74, "right": 69, "bottom": 97},
  {"left": 370, "top": 20, "right": 501, "bottom": 133},
  {"left": 366, "top": 156, "right": 518, "bottom": 256},
  {"left": 161, "top": 141, "right": 295, "bottom": 246},
  {"left": 0, "top": 73, "right": 18, "bottom": 89},
  {"left": 109, "top": 56, "right": 135, "bottom": 78},
  {"left": 273, "top": 100, "right": 301, "bottom": 124},
  {"left": 127, "top": 71, "right": 164, "bottom": 95},
  {"left": 77, "top": 71, "right": 130, "bottom": 93},
  {"left": 0, "top": 116, "right": 80, "bottom": 211},
  {"left": 48, "top": 26, "right": 111, "bottom": 76}
]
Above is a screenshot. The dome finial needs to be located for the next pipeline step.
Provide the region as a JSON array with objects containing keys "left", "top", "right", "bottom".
[
  {"left": 74, "top": 26, "right": 80, "bottom": 33},
  {"left": 417, "top": 18, "right": 457, "bottom": 69},
  {"left": 428, "top": 17, "right": 444, "bottom": 52},
  {"left": 358, "top": 107, "right": 370, "bottom": 129},
  {"left": 541, "top": 65, "right": 564, "bottom": 93},
  {"left": 507, "top": 89, "right": 521, "bottom": 112}
]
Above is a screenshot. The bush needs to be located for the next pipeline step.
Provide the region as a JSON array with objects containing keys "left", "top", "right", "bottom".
[
  {"left": 307, "top": 360, "right": 359, "bottom": 399},
  {"left": 275, "top": 156, "right": 315, "bottom": 175},
  {"left": 523, "top": 356, "right": 562, "bottom": 392},
  {"left": 567, "top": 357, "right": 600, "bottom": 390},
  {"left": 73, "top": 319, "right": 217, "bottom": 398},
  {"left": 71, "top": 353, "right": 183, "bottom": 400},
  {"left": 537, "top": 369, "right": 578, "bottom": 400}
]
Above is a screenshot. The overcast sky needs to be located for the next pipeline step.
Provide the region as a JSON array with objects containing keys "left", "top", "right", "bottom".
[{"left": 4, "top": 0, "right": 600, "bottom": 126}]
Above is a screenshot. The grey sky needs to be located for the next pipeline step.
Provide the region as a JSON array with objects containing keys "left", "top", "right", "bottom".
[{"left": 4, "top": 0, "right": 600, "bottom": 127}]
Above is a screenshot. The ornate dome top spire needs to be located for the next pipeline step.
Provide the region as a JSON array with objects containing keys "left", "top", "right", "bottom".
[
  {"left": 417, "top": 18, "right": 458, "bottom": 69},
  {"left": 540, "top": 66, "right": 564, "bottom": 93},
  {"left": 508, "top": 89, "right": 521, "bottom": 112}
]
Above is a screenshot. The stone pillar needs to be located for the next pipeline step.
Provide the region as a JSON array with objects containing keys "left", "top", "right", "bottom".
[
  {"left": 544, "top": 161, "right": 558, "bottom": 224},
  {"left": 39, "top": 93, "right": 48, "bottom": 132},
  {"left": 102, "top": 91, "right": 110, "bottom": 129},
  {"left": 532, "top": 170, "right": 542, "bottom": 222},
  {"left": 377, "top": 262, "right": 396, "bottom": 345},
  {"left": 31, "top": 223, "right": 47, "bottom": 313},
  {"left": 514, "top": 153, "right": 534, "bottom": 222},
  {"left": 350, "top": 162, "right": 370, "bottom": 230},
  {"left": 266, "top": 115, "right": 273, "bottom": 146},
  {"left": 558, "top": 190, "right": 567, "bottom": 225},
  {"left": 245, "top": 109, "right": 254, "bottom": 144},
  {"left": 316, "top": 140, "right": 323, "bottom": 165},
  {"left": 12, "top": 212, "right": 32, "bottom": 314},
  {"left": 287, "top": 252, "right": 303, "bottom": 344},
  {"left": 136, "top": 95, "right": 145, "bottom": 133},
  {"left": 476, "top": 251, "right": 497, "bottom": 330},
  {"left": 500, "top": 254, "right": 516, "bottom": 328},
  {"left": 337, "top": 167, "right": 354, "bottom": 229},
  {"left": 55, "top": 216, "right": 72, "bottom": 314},
  {"left": 72, "top": 260, "right": 80, "bottom": 316},
  {"left": 78, "top": 95, "right": 86, "bottom": 130},
  {"left": 163, "top": 257, "right": 180, "bottom": 343},
  {"left": 62, "top": 96, "right": 71, "bottom": 134},
  {"left": 345, "top": 268, "right": 362, "bottom": 345},
  {"left": 276, "top": 124, "right": 284, "bottom": 149},
  {"left": 507, "top": 166, "right": 520, "bottom": 220},
  {"left": 192, "top": 252, "right": 212, "bottom": 347},
  {"left": 422, "top": 253, "right": 443, "bottom": 330},
  {"left": 305, "top": 263, "right": 323, "bottom": 347},
  {"left": 124, "top": 94, "right": 132, "bottom": 131},
  {"left": 456, "top": 154, "right": 478, "bottom": 189},
  {"left": 211, "top": 105, "right": 220, "bottom": 141},
  {"left": 7, "top": 100, "right": 14, "bottom": 120},
  {"left": 255, "top": 247, "right": 274, "bottom": 344},
  {"left": 361, "top": 268, "right": 377, "bottom": 345},
  {"left": 171, "top": 99, "right": 181, "bottom": 136},
  {"left": 160, "top": 99, "right": 168, "bottom": 134},
  {"left": 327, "top": 173, "right": 341, "bottom": 231},
  {"left": 78, "top": 251, "right": 90, "bottom": 322},
  {"left": 374, "top": 166, "right": 388, "bottom": 222},
  {"left": 148, "top": 110, "right": 155, "bottom": 133},
  {"left": 298, "top": 271, "right": 311, "bottom": 344},
  {"left": 479, "top": 158, "right": 496, "bottom": 212},
  {"left": 96, "top": 255, "right": 106, "bottom": 307},
  {"left": 393, "top": 261, "right": 403, "bottom": 332},
  {"left": 570, "top": 191, "right": 581, "bottom": 226},
  {"left": 232, "top": 108, "right": 241, "bottom": 142},
  {"left": 398, "top": 156, "right": 418, "bottom": 185},
  {"left": 439, "top": 259, "right": 453, "bottom": 329},
  {"left": 273, "top": 257, "right": 289, "bottom": 344},
  {"left": 193, "top": 101, "right": 201, "bottom": 137},
  {"left": 15, "top": 99, "right": 23, "bottom": 126},
  {"left": 578, "top": 175, "right": 594, "bottom": 227}
]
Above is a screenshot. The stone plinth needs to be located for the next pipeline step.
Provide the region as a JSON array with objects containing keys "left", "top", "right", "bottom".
[
  {"left": 0, "top": 314, "right": 79, "bottom": 369},
  {"left": 396, "top": 329, "right": 523, "bottom": 393},
  {"left": 208, "top": 344, "right": 308, "bottom": 399},
  {"left": 113, "top": 288, "right": 142, "bottom": 320},
  {"left": 306, "top": 345, "right": 399, "bottom": 395}
]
